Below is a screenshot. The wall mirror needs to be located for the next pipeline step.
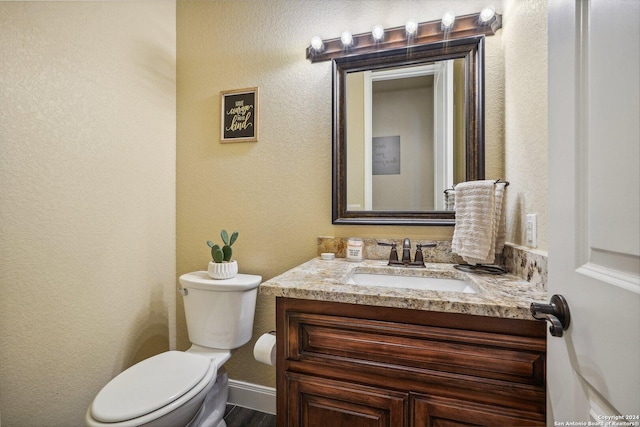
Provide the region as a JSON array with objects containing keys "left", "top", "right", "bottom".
[{"left": 333, "top": 35, "right": 486, "bottom": 225}]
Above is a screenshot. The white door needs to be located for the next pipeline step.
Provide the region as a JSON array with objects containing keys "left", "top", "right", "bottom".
[{"left": 548, "top": 0, "right": 640, "bottom": 424}]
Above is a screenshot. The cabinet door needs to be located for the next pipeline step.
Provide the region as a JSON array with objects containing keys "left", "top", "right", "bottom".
[
  {"left": 286, "top": 373, "right": 408, "bottom": 427},
  {"left": 412, "top": 393, "right": 544, "bottom": 427}
]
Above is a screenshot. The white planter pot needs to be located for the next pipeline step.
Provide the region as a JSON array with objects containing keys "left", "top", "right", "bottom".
[{"left": 207, "top": 260, "right": 238, "bottom": 280}]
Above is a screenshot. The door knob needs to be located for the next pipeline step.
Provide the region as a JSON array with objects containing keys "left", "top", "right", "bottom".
[{"left": 530, "top": 294, "right": 571, "bottom": 337}]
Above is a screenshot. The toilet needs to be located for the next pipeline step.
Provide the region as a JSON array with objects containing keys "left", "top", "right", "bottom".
[{"left": 86, "top": 272, "right": 262, "bottom": 427}]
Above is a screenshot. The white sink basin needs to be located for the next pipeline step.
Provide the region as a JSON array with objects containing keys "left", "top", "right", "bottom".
[{"left": 344, "top": 272, "right": 476, "bottom": 294}]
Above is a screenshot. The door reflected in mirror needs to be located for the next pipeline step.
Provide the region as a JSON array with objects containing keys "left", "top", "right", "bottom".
[
  {"left": 345, "top": 59, "right": 466, "bottom": 212},
  {"left": 332, "top": 36, "right": 486, "bottom": 225}
]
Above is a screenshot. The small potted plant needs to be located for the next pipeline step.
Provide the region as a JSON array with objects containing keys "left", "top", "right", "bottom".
[{"left": 206, "top": 229, "right": 239, "bottom": 279}]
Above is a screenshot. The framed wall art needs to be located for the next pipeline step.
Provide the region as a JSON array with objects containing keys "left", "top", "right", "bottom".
[
  {"left": 372, "top": 135, "right": 401, "bottom": 175},
  {"left": 220, "top": 87, "right": 259, "bottom": 143}
]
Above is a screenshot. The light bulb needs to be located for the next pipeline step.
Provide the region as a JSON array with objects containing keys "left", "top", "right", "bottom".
[
  {"left": 442, "top": 12, "right": 455, "bottom": 29},
  {"left": 372, "top": 25, "right": 384, "bottom": 41},
  {"left": 405, "top": 20, "right": 418, "bottom": 36},
  {"left": 480, "top": 5, "right": 496, "bottom": 23},
  {"left": 341, "top": 31, "right": 353, "bottom": 47},
  {"left": 310, "top": 36, "right": 324, "bottom": 52}
]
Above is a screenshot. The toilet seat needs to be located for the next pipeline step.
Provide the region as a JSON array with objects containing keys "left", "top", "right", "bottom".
[{"left": 89, "top": 351, "right": 216, "bottom": 425}]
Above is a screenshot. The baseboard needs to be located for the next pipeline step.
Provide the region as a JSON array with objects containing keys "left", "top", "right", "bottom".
[{"left": 228, "top": 379, "right": 276, "bottom": 415}]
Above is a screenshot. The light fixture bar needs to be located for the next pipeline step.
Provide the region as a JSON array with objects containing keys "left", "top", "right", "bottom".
[{"left": 306, "top": 11, "right": 501, "bottom": 63}]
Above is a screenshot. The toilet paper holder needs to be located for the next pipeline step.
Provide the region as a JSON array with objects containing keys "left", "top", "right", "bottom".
[{"left": 254, "top": 331, "right": 277, "bottom": 367}]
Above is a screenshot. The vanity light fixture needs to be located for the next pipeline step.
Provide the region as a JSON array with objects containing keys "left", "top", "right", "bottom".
[
  {"left": 405, "top": 20, "right": 418, "bottom": 36},
  {"left": 305, "top": 8, "right": 502, "bottom": 62},
  {"left": 371, "top": 24, "right": 385, "bottom": 42},
  {"left": 310, "top": 36, "right": 324, "bottom": 52},
  {"left": 441, "top": 12, "right": 456, "bottom": 30},
  {"left": 479, "top": 5, "right": 496, "bottom": 23},
  {"left": 340, "top": 31, "right": 354, "bottom": 48}
]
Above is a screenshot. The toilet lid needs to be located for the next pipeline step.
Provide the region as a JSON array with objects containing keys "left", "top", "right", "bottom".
[
  {"left": 91, "top": 351, "right": 212, "bottom": 423},
  {"left": 179, "top": 272, "right": 262, "bottom": 291}
]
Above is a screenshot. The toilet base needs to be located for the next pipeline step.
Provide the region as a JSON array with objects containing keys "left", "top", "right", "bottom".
[{"left": 186, "top": 368, "right": 229, "bottom": 427}]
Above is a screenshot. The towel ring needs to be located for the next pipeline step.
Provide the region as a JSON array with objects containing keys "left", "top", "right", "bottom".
[{"left": 451, "top": 180, "right": 510, "bottom": 191}]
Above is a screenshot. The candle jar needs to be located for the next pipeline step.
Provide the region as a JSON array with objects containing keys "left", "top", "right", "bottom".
[{"left": 346, "top": 237, "right": 364, "bottom": 262}]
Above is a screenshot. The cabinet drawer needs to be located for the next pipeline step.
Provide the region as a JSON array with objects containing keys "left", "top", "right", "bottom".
[
  {"left": 285, "top": 373, "right": 408, "bottom": 427},
  {"left": 286, "top": 311, "right": 545, "bottom": 385},
  {"left": 412, "top": 393, "right": 545, "bottom": 426}
]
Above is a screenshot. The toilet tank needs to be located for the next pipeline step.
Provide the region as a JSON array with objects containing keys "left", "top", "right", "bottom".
[{"left": 179, "top": 272, "right": 262, "bottom": 350}]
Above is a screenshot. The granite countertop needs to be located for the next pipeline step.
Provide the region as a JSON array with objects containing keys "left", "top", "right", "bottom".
[{"left": 259, "top": 258, "right": 548, "bottom": 320}]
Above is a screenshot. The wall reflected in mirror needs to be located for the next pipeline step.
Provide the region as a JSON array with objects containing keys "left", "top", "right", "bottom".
[{"left": 346, "top": 59, "right": 465, "bottom": 212}]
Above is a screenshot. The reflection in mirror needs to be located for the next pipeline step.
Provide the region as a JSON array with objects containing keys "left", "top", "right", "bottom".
[
  {"left": 333, "top": 36, "right": 486, "bottom": 225},
  {"left": 345, "top": 59, "right": 466, "bottom": 212}
]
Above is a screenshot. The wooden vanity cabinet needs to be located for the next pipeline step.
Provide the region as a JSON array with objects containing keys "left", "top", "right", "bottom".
[{"left": 276, "top": 297, "right": 546, "bottom": 427}]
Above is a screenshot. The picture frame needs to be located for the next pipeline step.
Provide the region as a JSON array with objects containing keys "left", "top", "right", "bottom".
[
  {"left": 372, "top": 135, "right": 401, "bottom": 175},
  {"left": 220, "top": 87, "right": 259, "bottom": 143}
]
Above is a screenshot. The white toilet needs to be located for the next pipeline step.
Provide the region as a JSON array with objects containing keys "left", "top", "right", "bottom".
[{"left": 86, "top": 272, "right": 262, "bottom": 427}]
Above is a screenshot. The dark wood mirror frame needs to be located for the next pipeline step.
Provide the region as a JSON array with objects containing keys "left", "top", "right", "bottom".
[{"left": 333, "top": 35, "right": 487, "bottom": 225}]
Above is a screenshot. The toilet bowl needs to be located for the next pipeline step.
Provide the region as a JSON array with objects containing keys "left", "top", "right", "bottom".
[{"left": 86, "top": 273, "right": 262, "bottom": 427}]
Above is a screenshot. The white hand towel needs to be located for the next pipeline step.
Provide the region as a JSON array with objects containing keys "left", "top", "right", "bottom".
[
  {"left": 494, "top": 183, "right": 507, "bottom": 254},
  {"left": 463, "top": 182, "right": 507, "bottom": 264},
  {"left": 451, "top": 180, "right": 507, "bottom": 265},
  {"left": 445, "top": 190, "right": 456, "bottom": 211}
]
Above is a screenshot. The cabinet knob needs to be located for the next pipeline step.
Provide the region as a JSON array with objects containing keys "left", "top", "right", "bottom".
[{"left": 530, "top": 294, "right": 571, "bottom": 337}]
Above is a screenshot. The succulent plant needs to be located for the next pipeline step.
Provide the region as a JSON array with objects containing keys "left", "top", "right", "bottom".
[{"left": 207, "top": 229, "right": 238, "bottom": 263}]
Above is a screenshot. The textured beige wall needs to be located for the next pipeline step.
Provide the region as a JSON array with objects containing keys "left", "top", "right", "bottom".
[
  {"left": 503, "top": 0, "right": 548, "bottom": 250},
  {"left": 176, "top": 0, "right": 506, "bottom": 389},
  {"left": 0, "top": 2, "right": 176, "bottom": 426}
]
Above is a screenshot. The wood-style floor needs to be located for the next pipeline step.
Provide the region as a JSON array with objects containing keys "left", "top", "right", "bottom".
[{"left": 223, "top": 404, "right": 276, "bottom": 427}]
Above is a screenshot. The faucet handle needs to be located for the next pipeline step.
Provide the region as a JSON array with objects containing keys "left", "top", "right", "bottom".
[
  {"left": 377, "top": 241, "right": 401, "bottom": 265},
  {"left": 377, "top": 241, "right": 396, "bottom": 247},
  {"left": 411, "top": 243, "right": 436, "bottom": 267},
  {"left": 417, "top": 242, "right": 436, "bottom": 249},
  {"left": 414, "top": 246, "right": 425, "bottom": 263}
]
